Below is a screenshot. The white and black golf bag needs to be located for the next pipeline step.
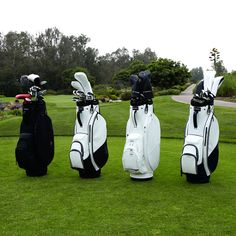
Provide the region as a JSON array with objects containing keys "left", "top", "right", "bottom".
[
  {"left": 15, "top": 74, "right": 54, "bottom": 176},
  {"left": 122, "top": 71, "right": 161, "bottom": 180},
  {"left": 181, "top": 70, "right": 224, "bottom": 183},
  {"left": 70, "top": 72, "right": 108, "bottom": 178}
]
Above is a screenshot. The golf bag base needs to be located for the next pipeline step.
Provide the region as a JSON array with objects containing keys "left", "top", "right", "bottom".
[
  {"left": 130, "top": 172, "right": 153, "bottom": 181},
  {"left": 79, "top": 168, "right": 101, "bottom": 178},
  {"left": 186, "top": 174, "right": 210, "bottom": 183},
  {"left": 26, "top": 166, "right": 48, "bottom": 177}
]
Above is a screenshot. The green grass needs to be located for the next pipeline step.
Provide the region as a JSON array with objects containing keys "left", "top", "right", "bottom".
[
  {"left": 1, "top": 96, "right": 236, "bottom": 235},
  {"left": 0, "top": 136, "right": 236, "bottom": 235},
  {"left": 1, "top": 95, "right": 236, "bottom": 142}
]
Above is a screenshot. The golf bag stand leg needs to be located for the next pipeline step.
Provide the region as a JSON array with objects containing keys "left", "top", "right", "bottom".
[
  {"left": 180, "top": 71, "right": 224, "bottom": 183},
  {"left": 122, "top": 71, "right": 161, "bottom": 180},
  {"left": 70, "top": 72, "right": 109, "bottom": 178}
]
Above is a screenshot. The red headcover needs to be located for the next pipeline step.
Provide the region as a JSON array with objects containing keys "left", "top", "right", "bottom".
[{"left": 15, "top": 94, "right": 32, "bottom": 100}]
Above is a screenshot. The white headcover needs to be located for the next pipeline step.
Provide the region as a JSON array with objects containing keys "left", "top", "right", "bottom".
[
  {"left": 28, "top": 74, "right": 40, "bottom": 83},
  {"left": 203, "top": 70, "right": 224, "bottom": 97},
  {"left": 71, "top": 81, "right": 84, "bottom": 92},
  {"left": 74, "top": 72, "right": 93, "bottom": 94}
]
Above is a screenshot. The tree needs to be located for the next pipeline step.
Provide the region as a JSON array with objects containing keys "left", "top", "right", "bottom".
[
  {"left": 112, "top": 60, "right": 147, "bottom": 86},
  {"left": 0, "top": 31, "right": 34, "bottom": 96},
  {"left": 132, "top": 48, "right": 157, "bottom": 64},
  {"left": 148, "top": 58, "right": 190, "bottom": 88},
  {"left": 209, "top": 48, "right": 227, "bottom": 75},
  {"left": 190, "top": 67, "right": 204, "bottom": 83}
]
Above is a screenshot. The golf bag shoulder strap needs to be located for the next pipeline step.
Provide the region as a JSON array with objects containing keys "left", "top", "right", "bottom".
[
  {"left": 193, "top": 107, "right": 201, "bottom": 128},
  {"left": 88, "top": 111, "right": 100, "bottom": 171}
]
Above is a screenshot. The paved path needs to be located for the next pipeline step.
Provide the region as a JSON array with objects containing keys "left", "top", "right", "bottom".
[{"left": 171, "top": 84, "right": 236, "bottom": 108}]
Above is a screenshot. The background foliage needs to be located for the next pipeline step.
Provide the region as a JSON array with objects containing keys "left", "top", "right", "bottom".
[{"left": 0, "top": 28, "right": 192, "bottom": 96}]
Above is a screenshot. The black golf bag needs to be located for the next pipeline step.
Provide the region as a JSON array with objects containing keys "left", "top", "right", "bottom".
[
  {"left": 181, "top": 71, "right": 224, "bottom": 183},
  {"left": 15, "top": 74, "right": 54, "bottom": 176},
  {"left": 122, "top": 71, "right": 161, "bottom": 180},
  {"left": 69, "top": 72, "right": 108, "bottom": 178}
]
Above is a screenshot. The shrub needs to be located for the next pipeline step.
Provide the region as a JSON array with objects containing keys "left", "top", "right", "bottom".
[
  {"left": 155, "top": 89, "right": 181, "bottom": 96},
  {"left": 7, "top": 109, "right": 22, "bottom": 116},
  {"left": 46, "top": 89, "right": 59, "bottom": 95},
  {"left": 120, "top": 91, "right": 131, "bottom": 101},
  {"left": 217, "top": 73, "right": 236, "bottom": 97},
  {"left": 93, "top": 85, "right": 122, "bottom": 100}
]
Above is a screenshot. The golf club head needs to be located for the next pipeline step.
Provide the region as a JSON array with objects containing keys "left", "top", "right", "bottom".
[
  {"left": 28, "top": 74, "right": 41, "bottom": 86},
  {"left": 73, "top": 90, "right": 85, "bottom": 98},
  {"left": 71, "top": 81, "right": 84, "bottom": 92},
  {"left": 19, "top": 75, "right": 34, "bottom": 88},
  {"left": 40, "top": 81, "right": 47, "bottom": 86},
  {"left": 138, "top": 70, "right": 151, "bottom": 79},
  {"left": 211, "top": 76, "right": 224, "bottom": 97},
  {"left": 130, "top": 74, "right": 139, "bottom": 86},
  {"left": 74, "top": 72, "right": 93, "bottom": 94},
  {"left": 203, "top": 70, "right": 216, "bottom": 92}
]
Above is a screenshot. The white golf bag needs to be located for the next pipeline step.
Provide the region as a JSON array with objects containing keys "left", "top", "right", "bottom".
[
  {"left": 69, "top": 72, "right": 108, "bottom": 178},
  {"left": 181, "top": 70, "right": 224, "bottom": 183},
  {"left": 122, "top": 71, "right": 161, "bottom": 180}
]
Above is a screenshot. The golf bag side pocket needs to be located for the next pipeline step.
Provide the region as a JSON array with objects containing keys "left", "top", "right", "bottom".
[
  {"left": 34, "top": 114, "right": 54, "bottom": 166},
  {"left": 181, "top": 135, "right": 203, "bottom": 175},
  {"left": 123, "top": 133, "right": 147, "bottom": 173},
  {"left": 70, "top": 133, "right": 89, "bottom": 169},
  {"left": 15, "top": 133, "right": 34, "bottom": 169}
]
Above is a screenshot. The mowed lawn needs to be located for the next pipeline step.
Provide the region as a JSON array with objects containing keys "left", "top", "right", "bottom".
[
  {"left": 1, "top": 95, "right": 236, "bottom": 235},
  {"left": 1, "top": 95, "right": 236, "bottom": 142},
  {"left": 0, "top": 136, "right": 236, "bottom": 235}
]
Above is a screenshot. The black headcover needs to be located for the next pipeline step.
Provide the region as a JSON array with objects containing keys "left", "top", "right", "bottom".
[{"left": 130, "top": 70, "right": 153, "bottom": 106}]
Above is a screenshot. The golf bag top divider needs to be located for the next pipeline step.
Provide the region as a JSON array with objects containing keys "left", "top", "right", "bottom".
[
  {"left": 15, "top": 74, "right": 54, "bottom": 176},
  {"left": 122, "top": 70, "right": 161, "bottom": 180},
  {"left": 70, "top": 72, "right": 108, "bottom": 178},
  {"left": 181, "top": 70, "right": 224, "bottom": 183}
]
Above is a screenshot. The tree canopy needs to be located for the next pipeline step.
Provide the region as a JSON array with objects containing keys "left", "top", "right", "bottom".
[
  {"left": 0, "top": 27, "right": 190, "bottom": 96},
  {"left": 113, "top": 58, "right": 190, "bottom": 89}
]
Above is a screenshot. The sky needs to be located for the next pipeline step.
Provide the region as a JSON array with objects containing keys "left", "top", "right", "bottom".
[{"left": 1, "top": 0, "right": 236, "bottom": 71}]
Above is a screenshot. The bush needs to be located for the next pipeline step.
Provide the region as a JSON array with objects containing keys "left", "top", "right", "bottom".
[
  {"left": 109, "top": 94, "right": 118, "bottom": 100},
  {"left": 155, "top": 89, "right": 181, "bottom": 96},
  {"left": 93, "top": 85, "right": 122, "bottom": 100},
  {"left": 217, "top": 73, "right": 236, "bottom": 97},
  {"left": 0, "top": 111, "right": 5, "bottom": 120},
  {"left": 120, "top": 91, "right": 131, "bottom": 101},
  {"left": 46, "top": 89, "right": 60, "bottom": 95},
  {"left": 7, "top": 109, "right": 22, "bottom": 116},
  {"left": 172, "top": 83, "right": 191, "bottom": 91}
]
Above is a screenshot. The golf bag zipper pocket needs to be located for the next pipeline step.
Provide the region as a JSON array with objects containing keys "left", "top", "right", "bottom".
[
  {"left": 70, "top": 133, "right": 89, "bottom": 169},
  {"left": 122, "top": 133, "right": 147, "bottom": 173},
  {"left": 181, "top": 135, "right": 203, "bottom": 175},
  {"left": 15, "top": 132, "right": 34, "bottom": 169},
  {"left": 181, "top": 144, "right": 198, "bottom": 175}
]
